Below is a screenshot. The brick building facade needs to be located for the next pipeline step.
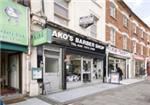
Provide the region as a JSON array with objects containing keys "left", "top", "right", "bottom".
[{"left": 105, "top": 0, "right": 150, "bottom": 80}]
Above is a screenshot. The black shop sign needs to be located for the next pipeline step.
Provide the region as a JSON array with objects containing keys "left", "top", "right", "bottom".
[{"left": 51, "top": 29, "right": 105, "bottom": 52}]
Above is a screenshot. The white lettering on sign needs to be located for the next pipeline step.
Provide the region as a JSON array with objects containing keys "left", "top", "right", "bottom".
[
  {"left": 107, "top": 46, "right": 130, "bottom": 57},
  {"left": 75, "top": 37, "right": 95, "bottom": 47},
  {"left": 52, "top": 29, "right": 105, "bottom": 50},
  {"left": 52, "top": 30, "right": 74, "bottom": 41}
]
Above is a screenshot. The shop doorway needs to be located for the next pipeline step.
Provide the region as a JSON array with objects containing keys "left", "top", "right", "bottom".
[
  {"left": 92, "top": 59, "right": 103, "bottom": 83},
  {"left": 43, "top": 51, "right": 61, "bottom": 93},
  {"left": 0, "top": 52, "right": 21, "bottom": 96},
  {"left": 108, "top": 57, "right": 126, "bottom": 80},
  {"left": 81, "top": 58, "right": 92, "bottom": 83},
  {"left": 147, "top": 62, "right": 150, "bottom": 75}
]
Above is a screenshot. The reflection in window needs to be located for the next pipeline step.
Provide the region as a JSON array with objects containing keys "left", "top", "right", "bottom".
[{"left": 65, "top": 54, "right": 81, "bottom": 82}]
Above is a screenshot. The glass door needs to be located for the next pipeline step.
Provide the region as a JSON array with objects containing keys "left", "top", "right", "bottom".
[{"left": 81, "top": 58, "right": 92, "bottom": 83}]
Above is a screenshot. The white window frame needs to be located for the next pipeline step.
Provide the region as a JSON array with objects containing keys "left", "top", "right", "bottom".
[
  {"left": 110, "top": 2, "right": 116, "bottom": 18},
  {"left": 123, "top": 35, "right": 127, "bottom": 50},
  {"left": 141, "top": 31, "right": 144, "bottom": 38},
  {"left": 123, "top": 15, "right": 128, "bottom": 27},
  {"left": 110, "top": 27, "right": 116, "bottom": 46},
  {"left": 133, "top": 23, "right": 136, "bottom": 33},
  {"left": 54, "top": 0, "right": 69, "bottom": 26},
  {"left": 141, "top": 45, "right": 143, "bottom": 55},
  {"left": 133, "top": 41, "right": 136, "bottom": 53}
]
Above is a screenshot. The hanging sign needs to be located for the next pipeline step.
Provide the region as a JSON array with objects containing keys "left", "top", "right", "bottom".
[{"left": 32, "top": 28, "right": 52, "bottom": 46}]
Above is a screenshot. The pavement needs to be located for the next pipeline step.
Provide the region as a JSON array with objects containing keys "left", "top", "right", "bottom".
[
  {"left": 8, "top": 78, "right": 144, "bottom": 105},
  {"left": 69, "top": 80, "right": 150, "bottom": 105},
  {"left": 9, "top": 98, "right": 51, "bottom": 105}
]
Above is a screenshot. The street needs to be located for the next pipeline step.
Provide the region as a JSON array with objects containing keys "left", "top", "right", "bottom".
[{"left": 68, "top": 80, "right": 150, "bottom": 105}]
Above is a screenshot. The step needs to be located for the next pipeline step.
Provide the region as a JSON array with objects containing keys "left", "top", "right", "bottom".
[{"left": 2, "top": 94, "right": 26, "bottom": 104}]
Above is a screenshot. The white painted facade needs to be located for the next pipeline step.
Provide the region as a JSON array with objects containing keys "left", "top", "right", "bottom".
[
  {"left": 30, "top": 0, "right": 106, "bottom": 41},
  {"left": 29, "top": 0, "right": 106, "bottom": 96}
]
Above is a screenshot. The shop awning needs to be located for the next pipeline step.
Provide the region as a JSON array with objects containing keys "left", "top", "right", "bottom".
[{"left": 0, "top": 42, "right": 28, "bottom": 52}]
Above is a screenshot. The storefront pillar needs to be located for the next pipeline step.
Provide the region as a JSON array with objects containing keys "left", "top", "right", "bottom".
[
  {"left": 29, "top": 47, "right": 39, "bottom": 96},
  {"left": 105, "top": 51, "right": 109, "bottom": 82}
]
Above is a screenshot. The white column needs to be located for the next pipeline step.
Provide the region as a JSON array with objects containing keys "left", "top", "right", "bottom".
[{"left": 106, "top": 51, "right": 109, "bottom": 82}]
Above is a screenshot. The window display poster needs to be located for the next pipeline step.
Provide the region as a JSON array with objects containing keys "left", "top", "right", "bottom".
[
  {"left": 32, "top": 67, "right": 43, "bottom": 80},
  {"left": 110, "top": 73, "right": 120, "bottom": 84}
]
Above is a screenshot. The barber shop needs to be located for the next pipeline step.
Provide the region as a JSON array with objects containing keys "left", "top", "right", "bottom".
[{"left": 32, "top": 23, "right": 106, "bottom": 94}]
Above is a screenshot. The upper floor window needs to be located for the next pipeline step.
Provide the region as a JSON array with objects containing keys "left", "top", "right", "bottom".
[
  {"left": 123, "top": 35, "right": 127, "bottom": 50},
  {"left": 123, "top": 15, "right": 128, "bottom": 27},
  {"left": 141, "top": 30, "right": 144, "bottom": 38},
  {"left": 132, "top": 41, "right": 136, "bottom": 53},
  {"left": 110, "top": 2, "right": 116, "bottom": 18},
  {"left": 132, "top": 23, "right": 136, "bottom": 33},
  {"left": 148, "top": 35, "right": 150, "bottom": 42},
  {"left": 141, "top": 45, "right": 143, "bottom": 55},
  {"left": 110, "top": 27, "right": 116, "bottom": 46},
  {"left": 90, "top": 17, "right": 98, "bottom": 38},
  {"left": 54, "top": 0, "right": 69, "bottom": 26}
]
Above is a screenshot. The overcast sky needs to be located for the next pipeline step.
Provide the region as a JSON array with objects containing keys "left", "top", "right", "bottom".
[{"left": 124, "top": 0, "right": 150, "bottom": 27}]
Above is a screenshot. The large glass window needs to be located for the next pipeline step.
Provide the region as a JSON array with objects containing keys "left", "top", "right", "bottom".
[
  {"left": 108, "top": 57, "right": 126, "bottom": 79},
  {"left": 65, "top": 55, "right": 81, "bottom": 82},
  {"left": 93, "top": 59, "right": 103, "bottom": 80}
]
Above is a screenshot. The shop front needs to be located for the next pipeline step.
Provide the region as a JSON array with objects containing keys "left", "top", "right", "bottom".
[
  {"left": 32, "top": 24, "right": 106, "bottom": 93},
  {"left": 147, "top": 57, "right": 150, "bottom": 76},
  {"left": 0, "top": 0, "right": 29, "bottom": 97},
  {"left": 133, "top": 55, "right": 146, "bottom": 77},
  {"left": 106, "top": 46, "right": 132, "bottom": 82}
]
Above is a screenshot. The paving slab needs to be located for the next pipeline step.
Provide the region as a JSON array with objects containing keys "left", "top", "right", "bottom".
[
  {"left": 9, "top": 98, "right": 51, "bottom": 105},
  {"left": 46, "top": 83, "right": 120, "bottom": 103}
]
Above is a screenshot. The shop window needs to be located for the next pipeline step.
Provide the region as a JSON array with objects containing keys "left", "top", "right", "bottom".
[
  {"left": 93, "top": 59, "right": 103, "bottom": 80},
  {"left": 123, "top": 15, "right": 128, "bottom": 27},
  {"left": 45, "top": 57, "right": 59, "bottom": 73},
  {"left": 110, "top": 2, "right": 116, "bottom": 18},
  {"left": 65, "top": 55, "right": 81, "bottom": 82},
  {"left": 54, "top": 0, "right": 69, "bottom": 26},
  {"left": 110, "top": 27, "right": 116, "bottom": 46}
]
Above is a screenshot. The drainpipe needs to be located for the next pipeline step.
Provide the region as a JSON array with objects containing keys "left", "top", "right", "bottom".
[{"left": 26, "top": 7, "right": 31, "bottom": 94}]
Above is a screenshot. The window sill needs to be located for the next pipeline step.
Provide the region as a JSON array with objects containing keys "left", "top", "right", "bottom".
[
  {"left": 110, "top": 15, "right": 117, "bottom": 21},
  {"left": 54, "top": 12, "right": 70, "bottom": 21},
  {"left": 123, "top": 25, "right": 128, "bottom": 29}
]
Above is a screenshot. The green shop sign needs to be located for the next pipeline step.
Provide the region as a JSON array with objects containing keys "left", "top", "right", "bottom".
[
  {"left": 32, "top": 28, "right": 52, "bottom": 46},
  {"left": 0, "top": 0, "right": 29, "bottom": 46}
]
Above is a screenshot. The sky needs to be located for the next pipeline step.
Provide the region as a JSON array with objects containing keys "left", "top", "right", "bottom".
[{"left": 123, "top": 0, "right": 150, "bottom": 27}]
